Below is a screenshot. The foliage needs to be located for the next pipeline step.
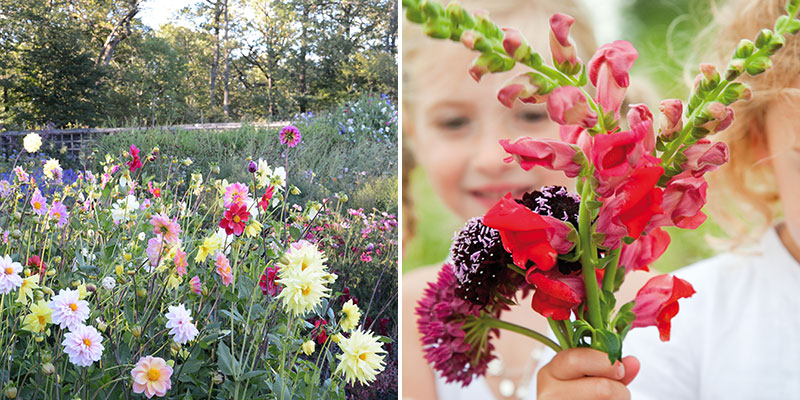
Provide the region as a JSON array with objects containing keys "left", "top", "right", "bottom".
[
  {"left": 0, "top": 0, "right": 398, "bottom": 129},
  {"left": 0, "top": 138, "right": 397, "bottom": 398}
]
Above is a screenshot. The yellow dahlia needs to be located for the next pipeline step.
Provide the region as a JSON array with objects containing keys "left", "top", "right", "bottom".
[
  {"left": 335, "top": 329, "right": 386, "bottom": 385},
  {"left": 340, "top": 299, "right": 361, "bottom": 332}
]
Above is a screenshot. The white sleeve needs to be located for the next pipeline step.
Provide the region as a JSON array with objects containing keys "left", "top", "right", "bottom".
[{"left": 624, "top": 285, "right": 705, "bottom": 400}]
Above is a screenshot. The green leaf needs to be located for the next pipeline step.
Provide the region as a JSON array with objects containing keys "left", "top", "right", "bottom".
[
  {"left": 376, "top": 335, "right": 394, "bottom": 343},
  {"left": 571, "top": 319, "right": 593, "bottom": 345},
  {"left": 217, "top": 342, "right": 238, "bottom": 378},
  {"left": 240, "top": 370, "right": 268, "bottom": 381},
  {"left": 593, "top": 329, "right": 622, "bottom": 363},
  {"left": 289, "top": 226, "right": 302, "bottom": 240}
]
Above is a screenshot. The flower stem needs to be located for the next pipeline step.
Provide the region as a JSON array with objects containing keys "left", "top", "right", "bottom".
[
  {"left": 578, "top": 179, "right": 603, "bottom": 330},
  {"left": 602, "top": 248, "right": 621, "bottom": 293},
  {"left": 547, "top": 318, "right": 570, "bottom": 349},
  {"left": 483, "top": 317, "right": 562, "bottom": 353}
]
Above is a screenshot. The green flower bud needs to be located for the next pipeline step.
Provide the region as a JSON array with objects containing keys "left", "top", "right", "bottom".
[
  {"left": 4, "top": 386, "right": 17, "bottom": 399},
  {"left": 136, "top": 288, "right": 147, "bottom": 298},
  {"left": 213, "top": 371, "right": 225, "bottom": 385},
  {"left": 42, "top": 362, "right": 56, "bottom": 375},
  {"left": 734, "top": 39, "right": 755, "bottom": 59},
  {"left": 719, "top": 82, "right": 752, "bottom": 105},
  {"left": 10, "top": 230, "right": 21, "bottom": 239},
  {"left": 744, "top": 56, "right": 772, "bottom": 76},
  {"left": 754, "top": 29, "right": 774, "bottom": 48},
  {"left": 131, "top": 325, "right": 142, "bottom": 338}
]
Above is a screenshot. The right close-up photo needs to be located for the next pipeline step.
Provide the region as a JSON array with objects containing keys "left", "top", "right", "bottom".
[{"left": 401, "top": 0, "right": 800, "bottom": 399}]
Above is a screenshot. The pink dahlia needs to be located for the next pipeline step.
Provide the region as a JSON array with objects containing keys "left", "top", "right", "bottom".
[
  {"left": 223, "top": 182, "right": 249, "bottom": 208},
  {"left": 259, "top": 265, "right": 280, "bottom": 296},
  {"left": 219, "top": 203, "right": 249, "bottom": 236},
  {"left": 131, "top": 356, "right": 173, "bottom": 398},
  {"left": 48, "top": 288, "right": 90, "bottom": 330},
  {"left": 173, "top": 248, "right": 188, "bottom": 276},
  {"left": 150, "top": 213, "right": 181, "bottom": 244},
  {"left": 30, "top": 189, "right": 48, "bottom": 216},
  {"left": 164, "top": 304, "right": 199, "bottom": 345},
  {"left": 48, "top": 201, "right": 69, "bottom": 227},
  {"left": 189, "top": 276, "right": 202, "bottom": 295},
  {"left": 279, "top": 125, "right": 302, "bottom": 147},
  {"left": 127, "top": 144, "right": 143, "bottom": 172},
  {"left": 415, "top": 263, "right": 496, "bottom": 386},
  {"left": 215, "top": 252, "right": 233, "bottom": 287},
  {"left": 62, "top": 324, "right": 104, "bottom": 367},
  {"left": 0, "top": 255, "right": 23, "bottom": 294}
]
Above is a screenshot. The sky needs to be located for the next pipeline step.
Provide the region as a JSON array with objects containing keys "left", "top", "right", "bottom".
[{"left": 138, "top": 0, "right": 197, "bottom": 29}]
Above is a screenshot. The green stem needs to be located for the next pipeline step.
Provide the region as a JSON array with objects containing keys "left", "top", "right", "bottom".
[
  {"left": 601, "top": 248, "right": 621, "bottom": 293},
  {"left": 546, "top": 318, "right": 569, "bottom": 349},
  {"left": 507, "top": 263, "right": 526, "bottom": 277},
  {"left": 483, "top": 317, "right": 562, "bottom": 353},
  {"left": 578, "top": 179, "right": 602, "bottom": 330},
  {"left": 558, "top": 319, "right": 575, "bottom": 348}
]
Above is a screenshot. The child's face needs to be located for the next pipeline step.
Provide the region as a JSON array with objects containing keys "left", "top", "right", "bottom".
[
  {"left": 765, "top": 77, "right": 800, "bottom": 246},
  {"left": 406, "top": 43, "right": 572, "bottom": 220}
]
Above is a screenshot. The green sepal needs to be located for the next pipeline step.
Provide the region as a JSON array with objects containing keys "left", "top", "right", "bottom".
[
  {"left": 613, "top": 265, "right": 626, "bottom": 292},
  {"left": 593, "top": 329, "right": 623, "bottom": 363},
  {"left": 577, "top": 64, "right": 589, "bottom": 86},
  {"left": 571, "top": 319, "right": 594, "bottom": 345}
]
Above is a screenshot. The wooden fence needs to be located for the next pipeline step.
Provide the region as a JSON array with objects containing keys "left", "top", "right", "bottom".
[{"left": 0, "top": 121, "right": 289, "bottom": 157}]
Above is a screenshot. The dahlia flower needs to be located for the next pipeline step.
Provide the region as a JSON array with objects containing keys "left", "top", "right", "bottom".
[
  {"left": 150, "top": 213, "right": 181, "bottom": 244},
  {"left": 214, "top": 252, "right": 233, "bottom": 287},
  {"left": 189, "top": 276, "right": 202, "bottom": 295},
  {"left": 131, "top": 356, "right": 173, "bottom": 398},
  {"left": 279, "top": 125, "right": 302, "bottom": 147},
  {"left": 22, "top": 299, "right": 52, "bottom": 334},
  {"left": 30, "top": 190, "right": 48, "bottom": 216},
  {"left": 23, "top": 132, "right": 42, "bottom": 153},
  {"left": 340, "top": 299, "right": 361, "bottom": 332},
  {"left": 49, "top": 288, "right": 90, "bottom": 330},
  {"left": 48, "top": 201, "right": 69, "bottom": 227},
  {"left": 0, "top": 255, "right": 23, "bottom": 294},
  {"left": 334, "top": 328, "right": 387, "bottom": 385},
  {"left": 62, "top": 324, "right": 104, "bottom": 367},
  {"left": 164, "top": 304, "right": 199, "bottom": 345}
]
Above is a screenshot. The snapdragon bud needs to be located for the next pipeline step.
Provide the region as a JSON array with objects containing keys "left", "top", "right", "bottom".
[
  {"left": 501, "top": 27, "right": 531, "bottom": 62},
  {"left": 734, "top": 39, "right": 755, "bottom": 59},
  {"left": 744, "top": 56, "right": 772, "bottom": 76},
  {"left": 719, "top": 82, "right": 752, "bottom": 105}
]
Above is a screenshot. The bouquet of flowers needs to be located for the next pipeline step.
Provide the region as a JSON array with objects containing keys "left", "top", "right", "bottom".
[{"left": 405, "top": 0, "right": 800, "bottom": 385}]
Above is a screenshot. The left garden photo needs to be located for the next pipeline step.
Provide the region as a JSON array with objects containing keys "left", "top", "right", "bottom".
[{"left": 0, "top": 0, "right": 398, "bottom": 399}]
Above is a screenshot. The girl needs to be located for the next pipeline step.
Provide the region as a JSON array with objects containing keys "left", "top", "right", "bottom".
[
  {"left": 537, "top": 0, "right": 800, "bottom": 398},
  {"left": 401, "top": 2, "right": 642, "bottom": 398}
]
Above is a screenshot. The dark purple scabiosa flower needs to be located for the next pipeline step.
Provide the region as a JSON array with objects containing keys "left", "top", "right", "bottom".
[
  {"left": 279, "top": 125, "right": 302, "bottom": 147},
  {"left": 449, "top": 217, "right": 523, "bottom": 308},
  {"left": 416, "top": 263, "right": 497, "bottom": 386}
]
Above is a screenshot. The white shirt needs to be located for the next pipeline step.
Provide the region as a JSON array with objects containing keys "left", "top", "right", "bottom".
[{"left": 626, "top": 226, "right": 800, "bottom": 399}]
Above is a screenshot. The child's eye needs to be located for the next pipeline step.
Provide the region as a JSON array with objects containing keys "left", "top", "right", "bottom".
[
  {"left": 517, "top": 110, "right": 548, "bottom": 123},
  {"left": 438, "top": 116, "right": 471, "bottom": 130}
]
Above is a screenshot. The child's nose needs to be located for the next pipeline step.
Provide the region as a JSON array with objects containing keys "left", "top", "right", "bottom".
[{"left": 472, "top": 122, "right": 516, "bottom": 177}]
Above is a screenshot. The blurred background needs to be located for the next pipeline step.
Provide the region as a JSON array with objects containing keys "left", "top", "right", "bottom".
[{"left": 403, "top": 0, "right": 727, "bottom": 273}]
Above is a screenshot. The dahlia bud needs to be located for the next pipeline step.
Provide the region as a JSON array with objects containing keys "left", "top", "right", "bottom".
[
  {"left": 170, "top": 341, "right": 181, "bottom": 354},
  {"left": 4, "top": 386, "right": 17, "bottom": 399},
  {"left": 131, "top": 325, "right": 142, "bottom": 338},
  {"left": 248, "top": 161, "right": 257, "bottom": 174},
  {"left": 213, "top": 371, "right": 225, "bottom": 385},
  {"left": 136, "top": 287, "right": 147, "bottom": 298},
  {"left": 42, "top": 362, "right": 56, "bottom": 375},
  {"left": 96, "top": 319, "right": 108, "bottom": 333}
]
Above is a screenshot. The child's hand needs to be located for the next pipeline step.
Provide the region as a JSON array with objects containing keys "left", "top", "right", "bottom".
[{"left": 537, "top": 348, "right": 640, "bottom": 400}]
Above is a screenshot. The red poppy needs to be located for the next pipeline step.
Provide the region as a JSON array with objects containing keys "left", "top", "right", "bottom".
[
  {"left": 631, "top": 274, "right": 695, "bottom": 341},
  {"left": 219, "top": 203, "right": 249, "bottom": 236}
]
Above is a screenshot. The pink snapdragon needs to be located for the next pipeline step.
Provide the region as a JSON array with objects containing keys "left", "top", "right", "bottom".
[
  {"left": 631, "top": 274, "right": 695, "bottom": 341},
  {"left": 549, "top": 13, "right": 580, "bottom": 70},
  {"left": 546, "top": 86, "right": 598, "bottom": 128},
  {"left": 588, "top": 40, "right": 638, "bottom": 117},
  {"left": 497, "top": 72, "right": 550, "bottom": 107},
  {"left": 499, "top": 137, "right": 584, "bottom": 178},
  {"left": 618, "top": 228, "right": 671, "bottom": 273},
  {"left": 652, "top": 172, "right": 708, "bottom": 230},
  {"left": 659, "top": 99, "right": 684, "bottom": 140},
  {"left": 681, "top": 139, "right": 729, "bottom": 178}
]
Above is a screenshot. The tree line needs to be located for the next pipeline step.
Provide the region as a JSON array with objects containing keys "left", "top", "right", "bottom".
[{"left": 0, "top": 0, "right": 397, "bottom": 130}]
